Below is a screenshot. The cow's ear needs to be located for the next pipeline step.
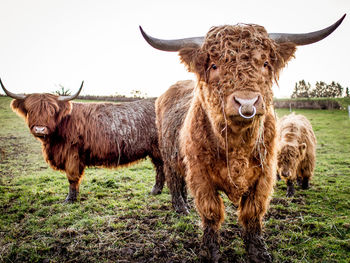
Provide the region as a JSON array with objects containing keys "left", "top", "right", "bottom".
[
  {"left": 299, "top": 142, "right": 307, "bottom": 155},
  {"left": 275, "top": 42, "right": 297, "bottom": 69},
  {"left": 57, "top": 101, "right": 72, "bottom": 121},
  {"left": 10, "top": 99, "right": 27, "bottom": 118},
  {"left": 179, "top": 47, "right": 207, "bottom": 78}
]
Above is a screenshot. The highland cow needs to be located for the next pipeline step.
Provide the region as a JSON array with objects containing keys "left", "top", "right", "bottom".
[
  {"left": 140, "top": 15, "right": 344, "bottom": 263},
  {"left": 0, "top": 79, "right": 165, "bottom": 202},
  {"left": 277, "top": 113, "right": 316, "bottom": 197}
]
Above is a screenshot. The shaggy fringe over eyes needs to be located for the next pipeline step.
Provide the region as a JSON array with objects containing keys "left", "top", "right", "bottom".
[
  {"left": 24, "top": 94, "right": 71, "bottom": 128},
  {"left": 202, "top": 24, "right": 283, "bottom": 85},
  {"left": 278, "top": 145, "right": 298, "bottom": 165}
]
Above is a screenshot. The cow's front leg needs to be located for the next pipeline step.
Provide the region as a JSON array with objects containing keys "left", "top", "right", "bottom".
[
  {"left": 299, "top": 166, "right": 312, "bottom": 190},
  {"left": 65, "top": 179, "right": 80, "bottom": 203},
  {"left": 64, "top": 151, "right": 84, "bottom": 203},
  {"left": 301, "top": 177, "right": 309, "bottom": 189},
  {"left": 286, "top": 179, "right": 295, "bottom": 197},
  {"left": 189, "top": 177, "right": 224, "bottom": 262},
  {"left": 238, "top": 178, "right": 273, "bottom": 263},
  {"left": 200, "top": 218, "right": 221, "bottom": 263}
]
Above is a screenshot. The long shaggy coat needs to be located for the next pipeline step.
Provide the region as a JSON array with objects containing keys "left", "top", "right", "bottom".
[
  {"left": 156, "top": 24, "right": 298, "bottom": 262},
  {"left": 11, "top": 95, "right": 165, "bottom": 201},
  {"left": 277, "top": 113, "right": 316, "bottom": 196}
]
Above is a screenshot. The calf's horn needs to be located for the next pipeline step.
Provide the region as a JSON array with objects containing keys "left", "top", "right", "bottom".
[
  {"left": 58, "top": 81, "right": 84, "bottom": 102},
  {"left": 139, "top": 14, "right": 346, "bottom": 51},
  {"left": 0, "top": 78, "right": 26, "bottom": 100}
]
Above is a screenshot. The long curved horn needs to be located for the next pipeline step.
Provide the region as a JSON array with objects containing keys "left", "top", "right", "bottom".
[
  {"left": 0, "top": 78, "right": 26, "bottom": 100},
  {"left": 269, "top": 14, "right": 346, "bottom": 45},
  {"left": 140, "top": 14, "right": 346, "bottom": 51},
  {"left": 139, "top": 26, "right": 204, "bottom": 51},
  {"left": 58, "top": 81, "right": 84, "bottom": 102}
]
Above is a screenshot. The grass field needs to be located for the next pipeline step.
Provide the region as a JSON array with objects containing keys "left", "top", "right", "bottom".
[{"left": 0, "top": 96, "right": 349, "bottom": 262}]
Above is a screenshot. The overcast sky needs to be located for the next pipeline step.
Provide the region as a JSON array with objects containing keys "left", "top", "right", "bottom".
[{"left": 0, "top": 0, "right": 348, "bottom": 98}]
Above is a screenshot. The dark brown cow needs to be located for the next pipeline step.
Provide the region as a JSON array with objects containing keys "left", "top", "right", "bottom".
[
  {"left": 1, "top": 80, "right": 165, "bottom": 202},
  {"left": 141, "top": 15, "right": 345, "bottom": 262}
]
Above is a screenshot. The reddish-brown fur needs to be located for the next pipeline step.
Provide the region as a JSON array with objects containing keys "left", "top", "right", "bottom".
[
  {"left": 10, "top": 94, "right": 165, "bottom": 201},
  {"left": 277, "top": 113, "right": 316, "bottom": 197},
  {"left": 156, "top": 24, "right": 297, "bottom": 262}
]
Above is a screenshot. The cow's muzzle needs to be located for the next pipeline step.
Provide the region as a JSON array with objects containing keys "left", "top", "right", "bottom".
[
  {"left": 32, "top": 126, "right": 49, "bottom": 137},
  {"left": 231, "top": 93, "right": 264, "bottom": 119},
  {"left": 282, "top": 170, "right": 290, "bottom": 178},
  {"left": 236, "top": 97, "right": 258, "bottom": 119}
]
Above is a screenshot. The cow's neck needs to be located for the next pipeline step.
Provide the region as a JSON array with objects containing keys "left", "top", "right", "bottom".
[
  {"left": 187, "top": 98, "right": 263, "bottom": 157},
  {"left": 42, "top": 114, "right": 73, "bottom": 148}
]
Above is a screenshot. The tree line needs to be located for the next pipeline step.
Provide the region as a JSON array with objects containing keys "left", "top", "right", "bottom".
[
  {"left": 53, "top": 80, "right": 350, "bottom": 99},
  {"left": 291, "top": 80, "right": 349, "bottom": 98}
]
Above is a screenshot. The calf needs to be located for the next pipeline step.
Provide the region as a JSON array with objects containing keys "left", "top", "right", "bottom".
[{"left": 277, "top": 113, "right": 316, "bottom": 197}]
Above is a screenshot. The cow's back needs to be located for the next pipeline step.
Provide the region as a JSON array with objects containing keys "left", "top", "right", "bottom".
[
  {"left": 156, "top": 80, "right": 194, "bottom": 172},
  {"left": 54, "top": 99, "right": 159, "bottom": 168},
  {"left": 278, "top": 113, "right": 316, "bottom": 146}
]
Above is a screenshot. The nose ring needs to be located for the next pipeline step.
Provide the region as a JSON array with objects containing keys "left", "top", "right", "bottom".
[{"left": 238, "top": 105, "right": 256, "bottom": 119}]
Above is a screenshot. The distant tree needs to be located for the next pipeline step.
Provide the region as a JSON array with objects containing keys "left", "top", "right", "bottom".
[
  {"left": 311, "top": 81, "right": 327, "bottom": 97},
  {"left": 54, "top": 84, "right": 71, "bottom": 96},
  {"left": 326, "top": 81, "right": 343, "bottom": 97},
  {"left": 291, "top": 83, "right": 299, "bottom": 98},
  {"left": 346, "top": 87, "right": 350, "bottom": 97},
  {"left": 292, "top": 80, "right": 311, "bottom": 98}
]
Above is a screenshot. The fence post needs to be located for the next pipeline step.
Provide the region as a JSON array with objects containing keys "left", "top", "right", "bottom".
[{"left": 289, "top": 103, "right": 292, "bottom": 112}]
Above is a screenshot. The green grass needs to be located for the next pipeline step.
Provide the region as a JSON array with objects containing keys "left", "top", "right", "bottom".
[{"left": 0, "top": 96, "right": 349, "bottom": 262}]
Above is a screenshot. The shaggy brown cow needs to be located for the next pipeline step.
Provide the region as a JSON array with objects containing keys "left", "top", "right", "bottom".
[
  {"left": 1, "top": 79, "right": 165, "bottom": 202},
  {"left": 140, "top": 15, "right": 345, "bottom": 263},
  {"left": 277, "top": 113, "right": 316, "bottom": 197}
]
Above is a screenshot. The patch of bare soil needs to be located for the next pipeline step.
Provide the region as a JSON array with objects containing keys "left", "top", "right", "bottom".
[{"left": 0, "top": 135, "right": 42, "bottom": 179}]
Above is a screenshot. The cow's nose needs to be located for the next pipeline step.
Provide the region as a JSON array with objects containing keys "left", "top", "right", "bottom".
[
  {"left": 35, "top": 127, "right": 45, "bottom": 133},
  {"left": 33, "top": 126, "right": 47, "bottom": 135},
  {"left": 234, "top": 95, "right": 261, "bottom": 119},
  {"left": 282, "top": 170, "right": 290, "bottom": 177}
]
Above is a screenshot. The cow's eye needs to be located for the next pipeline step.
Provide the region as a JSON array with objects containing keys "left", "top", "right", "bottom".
[
  {"left": 211, "top": 64, "right": 218, "bottom": 70},
  {"left": 263, "top": 61, "right": 269, "bottom": 67}
]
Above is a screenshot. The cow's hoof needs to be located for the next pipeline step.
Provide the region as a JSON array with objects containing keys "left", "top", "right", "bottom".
[
  {"left": 150, "top": 185, "right": 163, "bottom": 195},
  {"left": 172, "top": 197, "right": 189, "bottom": 214},
  {"left": 64, "top": 195, "right": 77, "bottom": 203},
  {"left": 244, "top": 234, "right": 272, "bottom": 263},
  {"left": 286, "top": 191, "right": 295, "bottom": 197},
  {"left": 174, "top": 205, "right": 189, "bottom": 215},
  {"left": 199, "top": 248, "right": 220, "bottom": 263},
  {"left": 248, "top": 250, "right": 272, "bottom": 263},
  {"left": 173, "top": 202, "right": 189, "bottom": 214},
  {"left": 200, "top": 227, "right": 220, "bottom": 263}
]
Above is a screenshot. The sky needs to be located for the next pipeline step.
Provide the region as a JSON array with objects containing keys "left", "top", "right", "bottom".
[{"left": 0, "top": 0, "right": 349, "bottom": 98}]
